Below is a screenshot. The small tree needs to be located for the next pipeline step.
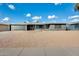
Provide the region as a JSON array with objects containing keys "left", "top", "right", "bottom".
[{"left": 74, "top": 3, "right": 79, "bottom": 11}]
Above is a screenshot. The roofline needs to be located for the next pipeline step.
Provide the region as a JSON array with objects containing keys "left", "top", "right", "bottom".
[
  {"left": 0, "top": 23, "right": 10, "bottom": 25},
  {"left": 0, "top": 22, "right": 79, "bottom": 25},
  {"left": 10, "top": 23, "right": 66, "bottom": 25}
]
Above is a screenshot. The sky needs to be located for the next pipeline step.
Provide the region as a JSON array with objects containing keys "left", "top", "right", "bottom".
[{"left": 0, "top": 3, "right": 79, "bottom": 24}]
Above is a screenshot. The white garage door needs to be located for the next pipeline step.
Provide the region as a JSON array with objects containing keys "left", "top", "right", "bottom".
[
  {"left": 11, "top": 25, "right": 25, "bottom": 31},
  {"left": 0, "top": 25, "right": 10, "bottom": 31}
]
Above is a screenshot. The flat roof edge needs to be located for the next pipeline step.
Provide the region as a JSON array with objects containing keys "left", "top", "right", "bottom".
[{"left": 0, "top": 22, "right": 79, "bottom": 25}]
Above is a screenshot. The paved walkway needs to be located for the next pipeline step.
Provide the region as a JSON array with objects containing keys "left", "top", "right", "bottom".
[{"left": 0, "top": 47, "right": 79, "bottom": 56}]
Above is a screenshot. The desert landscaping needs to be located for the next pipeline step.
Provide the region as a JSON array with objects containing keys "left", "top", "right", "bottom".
[{"left": 0, "top": 31, "right": 79, "bottom": 48}]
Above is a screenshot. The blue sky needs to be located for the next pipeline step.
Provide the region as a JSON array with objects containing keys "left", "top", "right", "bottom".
[{"left": 0, "top": 3, "right": 79, "bottom": 24}]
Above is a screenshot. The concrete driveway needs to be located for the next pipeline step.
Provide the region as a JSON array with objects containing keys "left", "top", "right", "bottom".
[
  {"left": 0, "top": 31, "right": 79, "bottom": 56},
  {"left": 0, "top": 47, "right": 79, "bottom": 56}
]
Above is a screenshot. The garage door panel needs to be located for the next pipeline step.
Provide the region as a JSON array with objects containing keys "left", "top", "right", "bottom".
[{"left": 11, "top": 25, "right": 25, "bottom": 31}]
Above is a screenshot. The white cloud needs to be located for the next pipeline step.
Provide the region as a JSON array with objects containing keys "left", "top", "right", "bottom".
[
  {"left": 32, "top": 16, "right": 42, "bottom": 20},
  {"left": 25, "top": 13, "right": 31, "bottom": 17},
  {"left": 48, "top": 15, "right": 58, "bottom": 19},
  {"left": 32, "top": 16, "right": 42, "bottom": 23},
  {"left": 68, "top": 15, "right": 79, "bottom": 23},
  {"left": 68, "top": 15, "right": 79, "bottom": 19},
  {"left": 3, "top": 17, "right": 10, "bottom": 21},
  {"left": 26, "top": 20, "right": 29, "bottom": 23},
  {"left": 54, "top": 3, "right": 61, "bottom": 5},
  {"left": 32, "top": 20, "right": 38, "bottom": 23},
  {"left": 1, "top": 17, "right": 10, "bottom": 23},
  {"left": 70, "top": 19, "right": 79, "bottom": 22},
  {"left": 0, "top": 20, "right": 4, "bottom": 23},
  {"left": 42, "top": 21, "right": 45, "bottom": 23},
  {"left": 8, "top": 4, "right": 15, "bottom": 10}
]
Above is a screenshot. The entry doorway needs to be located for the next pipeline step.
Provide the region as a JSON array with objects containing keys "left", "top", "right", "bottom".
[{"left": 27, "top": 25, "right": 35, "bottom": 30}]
